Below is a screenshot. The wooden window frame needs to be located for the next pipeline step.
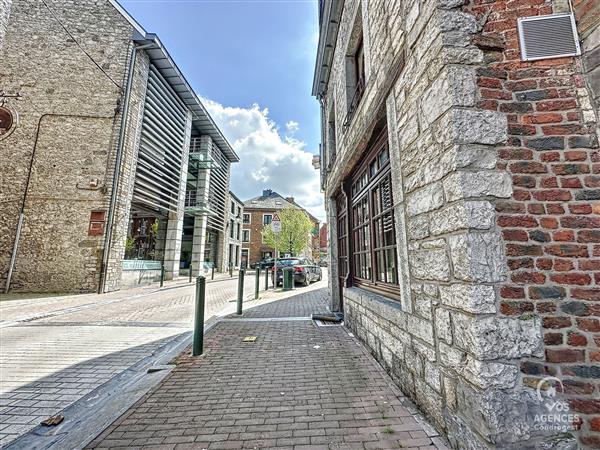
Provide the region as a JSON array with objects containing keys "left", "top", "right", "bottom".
[{"left": 346, "top": 128, "right": 399, "bottom": 299}]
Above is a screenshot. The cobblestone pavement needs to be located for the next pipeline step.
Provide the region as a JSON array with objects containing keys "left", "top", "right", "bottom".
[
  {"left": 88, "top": 283, "right": 448, "bottom": 450},
  {"left": 0, "top": 273, "right": 258, "bottom": 447}
]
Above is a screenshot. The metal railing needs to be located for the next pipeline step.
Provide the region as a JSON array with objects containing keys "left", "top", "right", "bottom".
[{"left": 343, "top": 77, "right": 365, "bottom": 129}]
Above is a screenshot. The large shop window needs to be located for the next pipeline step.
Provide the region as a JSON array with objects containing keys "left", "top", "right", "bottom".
[{"left": 348, "top": 130, "right": 399, "bottom": 296}]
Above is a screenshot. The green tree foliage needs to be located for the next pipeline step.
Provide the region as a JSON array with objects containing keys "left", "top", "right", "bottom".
[{"left": 262, "top": 207, "right": 314, "bottom": 256}]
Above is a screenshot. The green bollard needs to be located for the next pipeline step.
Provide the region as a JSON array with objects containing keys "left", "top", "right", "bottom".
[
  {"left": 264, "top": 268, "right": 269, "bottom": 291},
  {"left": 189, "top": 264, "right": 192, "bottom": 283},
  {"left": 255, "top": 267, "right": 260, "bottom": 300},
  {"left": 283, "top": 268, "right": 293, "bottom": 291},
  {"left": 160, "top": 264, "right": 165, "bottom": 287},
  {"left": 230, "top": 263, "right": 233, "bottom": 278},
  {"left": 211, "top": 265, "right": 215, "bottom": 280},
  {"left": 237, "top": 268, "right": 245, "bottom": 315},
  {"left": 192, "top": 276, "right": 206, "bottom": 356}
]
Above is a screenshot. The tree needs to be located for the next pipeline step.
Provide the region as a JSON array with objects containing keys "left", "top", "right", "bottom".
[{"left": 262, "top": 207, "right": 314, "bottom": 257}]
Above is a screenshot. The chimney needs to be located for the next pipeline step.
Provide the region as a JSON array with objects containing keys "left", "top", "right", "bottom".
[
  {"left": 262, "top": 189, "right": 272, "bottom": 197},
  {"left": 285, "top": 196, "right": 295, "bottom": 203}
]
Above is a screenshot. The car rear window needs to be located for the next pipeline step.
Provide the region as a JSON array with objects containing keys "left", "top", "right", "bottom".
[{"left": 277, "top": 259, "right": 300, "bottom": 266}]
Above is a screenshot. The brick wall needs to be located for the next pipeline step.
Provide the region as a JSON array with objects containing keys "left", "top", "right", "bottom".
[
  {"left": 465, "top": 0, "right": 600, "bottom": 446},
  {"left": 242, "top": 209, "right": 278, "bottom": 266}
]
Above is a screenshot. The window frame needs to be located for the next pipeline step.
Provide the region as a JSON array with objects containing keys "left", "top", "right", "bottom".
[
  {"left": 242, "top": 229, "right": 250, "bottom": 243},
  {"left": 263, "top": 214, "right": 273, "bottom": 225},
  {"left": 243, "top": 213, "right": 251, "bottom": 224},
  {"left": 346, "top": 128, "right": 399, "bottom": 299}
]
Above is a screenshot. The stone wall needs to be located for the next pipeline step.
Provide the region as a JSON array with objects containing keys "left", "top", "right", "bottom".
[
  {"left": 320, "top": 0, "right": 598, "bottom": 448},
  {"left": 463, "top": 0, "right": 600, "bottom": 446},
  {"left": 0, "top": 0, "right": 135, "bottom": 292},
  {"left": 0, "top": 0, "right": 11, "bottom": 50}
]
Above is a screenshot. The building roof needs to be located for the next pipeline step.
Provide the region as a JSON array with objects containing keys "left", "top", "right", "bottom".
[
  {"left": 110, "top": 0, "right": 239, "bottom": 163},
  {"left": 244, "top": 190, "right": 319, "bottom": 224},
  {"left": 312, "top": 0, "right": 345, "bottom": 98},
  {"left": 229, "top": 191, "right": 244, "bottom": 205}
]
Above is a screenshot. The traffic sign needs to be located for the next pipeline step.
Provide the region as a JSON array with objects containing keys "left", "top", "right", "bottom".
[{"left": 271, "top": 212, "right": 281, "bottom": 233}]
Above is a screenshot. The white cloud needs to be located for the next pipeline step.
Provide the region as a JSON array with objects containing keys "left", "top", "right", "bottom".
[
  {"left": 202, "top": 98, "right": 325, "bottom": 222},
  {"left": 285, "top": 120, "right": 299, "bottom": 134}
]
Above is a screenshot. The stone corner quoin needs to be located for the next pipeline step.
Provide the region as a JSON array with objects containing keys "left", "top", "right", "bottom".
[{"left": 314, "top": 0, "right": 600, "bottom": 448}]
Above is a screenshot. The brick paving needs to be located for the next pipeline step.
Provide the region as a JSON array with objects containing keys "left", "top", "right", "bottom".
[
  {"left": 88, "top": 286, "right": 448, "bottom": 450},
  {"left": 0, "top": 275, "right": 254, "bottom": 447}
]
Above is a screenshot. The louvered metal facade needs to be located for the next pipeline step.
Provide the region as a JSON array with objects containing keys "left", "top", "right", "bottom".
[
  {"left": 207, "top": 143, "right": 230, "bottom": 231},
  {"left": 132, "top": 64, "right": 191, "bottom": 214}
]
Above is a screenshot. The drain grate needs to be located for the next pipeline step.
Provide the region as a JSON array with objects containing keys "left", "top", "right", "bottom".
[{"left": 314, "top": 319, "right": 343, "bottom": 327}]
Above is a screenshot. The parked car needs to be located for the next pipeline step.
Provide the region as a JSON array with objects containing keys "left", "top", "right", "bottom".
[
  {"left": 272, "top": 258, "right": 322, "bottom": 287},
  {"left": 250, "top": 258, "right": 275, "bottom": 270}
]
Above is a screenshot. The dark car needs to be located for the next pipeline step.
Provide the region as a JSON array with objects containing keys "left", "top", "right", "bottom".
[
  {"left": 250, "top": 258, "right": 275, "bottom": 270},
  {"left": 271, "top": 258, "right": 322, "bottom": 287}
]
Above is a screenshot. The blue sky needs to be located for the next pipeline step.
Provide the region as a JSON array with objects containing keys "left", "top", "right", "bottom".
[{"left": 120, "top": 0, "right": 325, "bottom": 220}]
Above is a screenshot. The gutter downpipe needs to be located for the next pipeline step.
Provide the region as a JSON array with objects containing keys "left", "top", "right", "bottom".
[{"left": 98, "top": 40, "right": 155, "bottom": 294}]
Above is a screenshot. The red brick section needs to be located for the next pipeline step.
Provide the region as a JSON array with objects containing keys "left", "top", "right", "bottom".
[{"left": 465, "top": 0, "right": 600, "bottom": 447}]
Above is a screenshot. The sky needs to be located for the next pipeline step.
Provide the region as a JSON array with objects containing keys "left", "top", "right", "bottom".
[{"left": 119, "top": 0, "right": 325, "bottom": 221}]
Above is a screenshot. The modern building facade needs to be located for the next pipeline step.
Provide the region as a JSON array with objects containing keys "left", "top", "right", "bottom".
[
  {"left": 314, "top": 0, "right": 599, "bottom": 448},
  {"left": 221, "top": 191, "right": 243, "bottom": 271},
  {"left": 0, "top": 0, "right": 237, "bottom": 293},
  {"left": 242, "top": 189, "right": 319, "bottom": 268}
]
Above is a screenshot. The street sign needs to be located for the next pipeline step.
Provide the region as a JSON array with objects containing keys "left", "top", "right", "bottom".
[{"left": 271, "top": 212, "right": 281, "bottom": 233}]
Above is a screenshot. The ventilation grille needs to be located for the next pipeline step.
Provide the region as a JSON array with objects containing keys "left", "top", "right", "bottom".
[{"left": 518, "top": 13, "right": 581, "bottom": 61}]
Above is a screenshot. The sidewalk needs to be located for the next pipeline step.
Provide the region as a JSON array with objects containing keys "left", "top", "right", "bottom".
[{"left": 87, "top": 286, "right": 447, "bottom": 450}]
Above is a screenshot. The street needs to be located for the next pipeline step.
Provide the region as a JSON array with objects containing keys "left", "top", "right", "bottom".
[{"left": 0, "top": 273, "right": 262, "bottom": 447}]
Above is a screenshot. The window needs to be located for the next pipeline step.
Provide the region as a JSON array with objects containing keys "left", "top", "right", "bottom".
[
  {"left": 337, "top": 194, "right": 348, "bottom": 286},
  {"left": 229, "top": 219, "right": 234, "bottom": 238},
  {"left": 348, "top": 129, "right": 398, "bottom": 296},
  {"left": 343, "top": 9, "right": 366, "bottom": 128},
  {"left": 231, "top": 201, "right": 235, "bottom": 214},
  {"left": 242, "top": 229, "right": 250, "bottom": 242},
  {"left": 263, "top": 214, "right": 272, "bottom": 225},
  {"left": 327, "top": 105, "right": 336, "bottom": 169},
  {"left": 237, "top": 206, "right": 241, "bottom": 217},
  {"left": 236, "top": 223, "right": 241, "bottom": 240},
  {"left": 243, "top": 213, "right": 251, "bottom": 224}
]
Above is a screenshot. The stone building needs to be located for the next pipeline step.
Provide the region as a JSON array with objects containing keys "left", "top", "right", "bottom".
[
  {"left": 0, "top": 0, "right": 237, "bottom": 293},
  {"left": 241, "top": 189, "right": 319, "bottom": 268},
  {"left": 221, "top": 191, "right": 244, "bottom": 271},
  {"left": 314, "top": 0, "right": 599, "bottom": 448}
]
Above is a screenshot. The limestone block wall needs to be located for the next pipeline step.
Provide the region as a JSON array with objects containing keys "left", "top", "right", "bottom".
[
  {"left": 0, "top": 0, "right": 11, "bottom": 50},
  {"left": 320, "top": 0, "right": 598, "bottom": 448},
  {"left": 0, "top": 0, "right": 136, "bottom": 292},
  {"left": 103, "top": 49, "right": 150, "bottom": 292}
]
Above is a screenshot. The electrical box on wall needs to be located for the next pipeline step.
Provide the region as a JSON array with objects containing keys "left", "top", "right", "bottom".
[{"left": 518, "top": 13, "right": 581, "bottom": 61}]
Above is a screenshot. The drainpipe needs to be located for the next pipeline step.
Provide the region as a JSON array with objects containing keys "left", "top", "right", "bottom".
[{"left": 98, "top": 41, "right": 155, "bottom": 294}]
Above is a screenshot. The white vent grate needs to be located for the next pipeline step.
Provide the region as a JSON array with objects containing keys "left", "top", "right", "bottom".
[{"left": 518, "top": 13, "right": 581, "bottom": 61}]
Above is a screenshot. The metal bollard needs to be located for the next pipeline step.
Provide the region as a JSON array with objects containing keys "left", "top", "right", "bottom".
[
  {"left": 237, "top": 268, "right": 245, "bottom": 315},
  {"left": 230, "top": 264, "right": 233, "bottom": 278},
  {"left": 189, "top": 264, "right": 192, "bottom": 283},
  {"left": 264, "top": 268, "right": 269, "bottom": 291},
  {"left": 211, "top": 265, "right": 215, "bottom": 280},
  {"left": 160, "top": 264, "right": 165, "bottom": 287},
  {"left": 255, "top": 267, "right": 260, "bottom": 300},
  {"left": 192, "top": 276, "right": 206, "bottom": 356}
]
